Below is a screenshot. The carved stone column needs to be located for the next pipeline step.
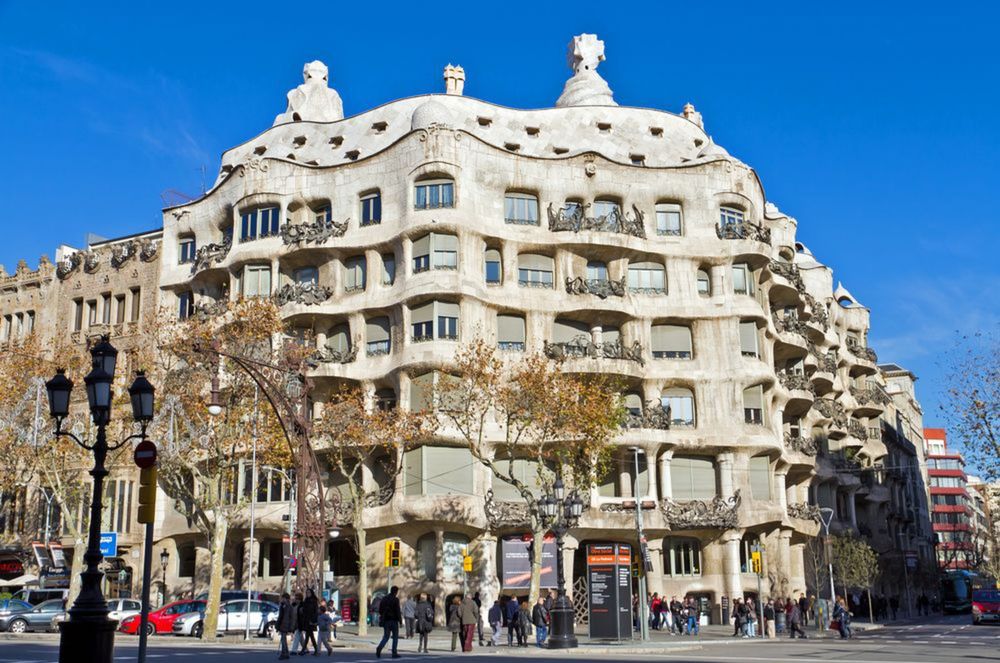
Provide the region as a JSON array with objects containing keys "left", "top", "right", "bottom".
[
  {"left": 646, "top": 538, "right": 665, "bottom": 596},
  {"left": 658, "top": 450, "right": 673, "bottom": 500},
  {"left": 721, "top": 530, "right": 743, "bottom": 603},
  {"left": 434, "top": 529, "right": 446, "bottom": 625},
  {"left": 710, "top": 265, "right": 726, "bottom": 303},
  {"left": 643, "top": 444, "right": 659, "bottom": 500},
  {"left": 778, "top": 530, "right": 792, "bottom": 595},
  {"left": 774, "top": 471, "right": 788, "bottom": 513},
  {"left": 846, "top": 489, "right": 858, "bottom": 528},
  {"left": 561, "top": 536, "right": 579, "bottom": 599},
  {"left": 478, "top": 534, "right": 499, "bottom": 608},
  {"left": 243, "top": 537, "right": 260, "bottom": 588},
  {"left": 718, "top": 453, "right": 735, "bottom": 499},
  {"left": 619, "top": 450, "right": 632, "bottom": 498}
]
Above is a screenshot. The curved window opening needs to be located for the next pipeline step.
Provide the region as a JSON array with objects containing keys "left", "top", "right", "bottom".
[
  {"left": 485, "top": 248, "right": 502, "bottom": 285},
  {"left": 743, "top": 385, "right": 765, "bottom": 425},
  {"left": 697, "top": 269, "right": 711, "bottom": 296},
  {"left": 651, "top": 324, "right": 693, "bottom": 359},
  {"left": 669, "top": 456, "right": 716, "bottom": 500},
  {"left": 361, "top": 191, "right": 382, "bottom": 226},
  {"left": 504, "top": 192, "right": 539, "bottom": 225},
  {"left": 655, "top": 203, "right": 683, "bottom": 236},
  {"left": 366, "top": 316, "right": 391, "bottom": 356},
  {"left": 628, "top": 261, "right": 666, "bottom": 294},
  {"left": 497, "top": 314, "right": 526, "bottom": 351},
  {"left": 414, "top": 178, "right": 454, "bottom": 210},
  {"left": 517, "top": 254, "right": 554, "bottom": 288},
  {"left": 661, "top": 387, "right": 695, "bottom": 427}
]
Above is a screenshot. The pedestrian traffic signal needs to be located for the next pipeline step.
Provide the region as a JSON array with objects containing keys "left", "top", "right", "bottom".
[
  {"left": 137, "top": 466, "right": 157, "bottom": 524},
  {"left": 750, "top": 550, "right": 762, "bottom": 575},
  {"left": 385, "top": 539, "right": 401, "bottom": 567}
]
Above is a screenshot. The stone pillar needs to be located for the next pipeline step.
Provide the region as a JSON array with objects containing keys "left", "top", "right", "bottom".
[
  {"left": 718, "top": 453, "right": 735, "bottom": 499},
  {"left": 478, "top": 534, "right": 499, "bottom": 609},
  {"left": 271, "top": 257, "right": 281, "bottom": 292},
  {"left": 774, "top": 471, "right": 788, "bottom": 513},
  {"left": 644, "top": 445, "right": 659, "bottom": 500},
  {"left": 711, "top": 264, "right": 726, "bottom": 303},
  {"left": 721, "top": 531, "right": 743, "bottom": 602},
  {"left": 789, "top": 543, "right": 807, "bottom": 596},
  {"left": 659, "top": 450, "right": 673, "bottom": 500},
  {"left": 434, "top": 529, "right": 446, "bottom": 624},
  {"left": 562, "top": 536, "right": 578, "bottom": 599},
  {"left": 647, "top": 538, "right": 665, "bottom": 596},
  {"left": 243, "top": 537, "right": 260, "bottom": 588},
  {"left": 846, "top": 489, "right": 858, "bottom": 528},
  {"left": 778, "top": 530, "right": 792, "bottom": 597},
  {"left": 619, "top": 450, "right": 632, "bottom": 498}
]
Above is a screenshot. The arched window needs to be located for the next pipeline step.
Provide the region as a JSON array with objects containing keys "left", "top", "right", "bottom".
[
  {"left": 586, "top": 261, "right": 608, "bottom": 282},
  {"left": 661, "top": 387, "right": 695, "bottom": 427},
  {"left": 732, "top": 263, "right": 754, "bottom": 295},
  {"left": 485, "top": 248, "right": 502, "bottom": 285},
  {"left": 416, "top": 533, "right": 437, "bottom": 581},
  {"left": 366, "top": 317, "right": 391, "bottom": 356},
  {"left": 293, "top": 266, "right": 318, "bottom": 285},
  {"left": 628, "top": 261, "right": 666, "bottom": 294},
  {"left": 504, "top": 192, "right": 539, "bottom": 225},
  {"left": 664, "top": 538, "right": 702, "bottom": 576},
  {"left": 743, "top": 385, "right": 765, "bottom": 424},
  {"left": 240, "top": 206, "right": 280, "bottom": 241},
  {"left": 326, "top": 323, "right": 351, "bottom": 355},
  {"left": 442, "top": 533, "right": 470, "bottom": 582},
  {"left": 651, "top": 324, "right": 692, "bottom": 359},
  {"left": 343, "top": 256, "right": 367, "bottom": 292},
  {"left": 593, "top": 198, "right": 621, "bottom": 219},
  {"left": 360, "top": 191, "right": 382, "bottom": 226},
  {"left": 412, "top": 233, "right": 458, "bottom": 272},
  {"left": 518, "top": 254, "right": 554, "bottom": 288},
  {"left": 669, "top": 456, "right": 716, "bottom": 500},
  {"left": 655, "top": 203, "right": 683, "bottom": 236},
  {"left": 739, "top": 321, "right": 759, "bottom": 358},
  {"left": 410, "top": 301, "right": 459, "bottom": 342},
  {"left": 748, "top": 455, "right": 771, "bottom": 499},
  {"left": 720, "top": 206, "right": 745, "bottom": 227},
  {"left": 696, "top": 269, "right": 711, "bottom": 296},
  {"left": 241, "top": 265, "right": 272, "bottom": 298},
  {"left": 497, "top": 314, "right": 526, "bottom": 351},
  {"left": 381, "top": 253, "right": 396, "bottom": 285},
  {"left": 623, "top": 392, "right": 643, "bottom": 416},
  {"left": 414, "top": 178, "right": 454, "bottom": 210}
]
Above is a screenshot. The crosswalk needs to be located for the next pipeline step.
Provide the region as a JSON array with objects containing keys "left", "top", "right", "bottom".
[{"left": 859, "top": 622, "right": 1000, "bottom": 646}]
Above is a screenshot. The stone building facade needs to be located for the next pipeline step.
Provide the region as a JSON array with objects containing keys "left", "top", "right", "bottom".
[{"left": 0, "top": 35, "right": 934, "bottom": 621}]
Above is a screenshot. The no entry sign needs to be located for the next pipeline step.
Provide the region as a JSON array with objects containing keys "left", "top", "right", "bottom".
[{"left": 133, "top": 440, "right": 158, "bottom": 468}]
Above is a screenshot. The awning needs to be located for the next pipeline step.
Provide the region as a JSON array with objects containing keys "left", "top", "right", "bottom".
[{"left": 0, "top": 573, "right": 38, "bottom": 587}]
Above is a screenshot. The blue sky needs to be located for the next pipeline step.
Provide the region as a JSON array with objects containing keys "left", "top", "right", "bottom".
[{"left": 1, "top": 1, "right": 997, "bottom": 438}]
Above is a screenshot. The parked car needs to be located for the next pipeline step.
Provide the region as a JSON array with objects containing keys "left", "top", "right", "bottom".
[
  {"left": 119, "top": 600, "right": 205, "bottom": 636},
  {"left": 0, "top": 599, "right": 32, "bottom": 619},
  {"left": 1, "top": 598, "right": 66, "bottom": 633},
  {"left": 172, "top": 600, "right": 278, "bottom": 638},
  {"left": 194, "top": 590, "right": 281, "bottom": 605},
  {"left": 106, "top": 598, "right": 143, "bottom": 623},
  {"left": 972, "top": 589, "right": 1000, "bottom": 625},
  {"left": 12, "top": 588, "right": 68, "bottom": 606}
]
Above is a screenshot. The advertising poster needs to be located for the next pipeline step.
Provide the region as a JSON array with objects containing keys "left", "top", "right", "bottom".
[
  {"left": 501, "top": 534, "right": 557, "bottom": 589},
  {"left": 586, "top": 543, "right": 632, "bottom": 640}
]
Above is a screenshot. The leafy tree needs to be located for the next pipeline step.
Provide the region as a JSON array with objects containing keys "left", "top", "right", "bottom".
[
  {"left": 831, "top": 533, "right": 880, "bottom": 622},
  {"left": 942, "top": 329, "right": 999, "bottom": 481},
  {"left": 441, "top": 340, "right": 624, "bottom": 603},
  {"left": 311, "top": 385, "right": 435, "bottom": 636}
]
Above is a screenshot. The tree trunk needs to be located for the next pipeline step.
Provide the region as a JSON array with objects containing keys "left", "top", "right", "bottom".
[
  {"left": 867, "top": 588, "right": 874, "bottom": 623},
  {"left": 67, "top": 539, "right": 86, "bottom": 606},
  {"left": 356, "top": 526, "right": 368, "bottom": 637},
  {"left": 202, "top": 514, "right": 228, "bottom": 638},
  {"left": 528, "top": 527, "right": 545, "bottom": 605}
]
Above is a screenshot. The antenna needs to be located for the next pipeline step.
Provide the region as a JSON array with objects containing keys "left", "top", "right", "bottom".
[{"left": 160, "top": 189, "right": 196, "bottom": 207}]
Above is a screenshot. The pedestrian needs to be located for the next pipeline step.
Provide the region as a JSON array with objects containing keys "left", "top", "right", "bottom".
[
  {"left": 735, "top": 598, "right": 749, "bottom": 637},
  {"left": 684, "top": 596, "right": 699, "bottom": 636},
  {"left": 298, "top": 588, "right": 320, "bottom": 655},
  {"left": 488, "top": 599, "right": 503, "bottom": 646},
  {"left": 516, "top": 600, "right": 531, "bottom": 647},
  {"left": 670, "top": 596, "right": 684, "bottom": 635},
  {"left": 277, "top": 592, "right": 297, "bottom": 660},
  {"left": 788, "top": 600, "right": 807, "bottom": 639},
  {"left": 889, "top": 595, "right": 899, "bottom": 621},
  {"left": 415, "top": 593, "right": 434, "bottom": 653},
  {"left": 473, "top": 591, "right": 485, "bottom": 646},
  {"left": 833, "top": 597, "right": 852, "bottom": 639},
  {"left": 402, "top": 594, "right": 416, "bottom": 639},
  {"left": 447, "top": 596, "right": 462, "bottom": 651},
  {"left": 371, "top": 594, "right": 383, "bottom": 628},
  {"left": 650, "top": 593, "right": 662, "bottom": 630},
  {"left": 531, "top": 596, "right": 549, "bottom": 647},
  {"left": 798, "top": 593, "right": 809, "bottom": 627},
  {"left": 505, "top": 595, "right": 519, "bottom": 646},
  {"left": 290, "top": 592, "right": 304, "bottom": 653},
  {"left": 763, "top": 599, "right": 776, "bottom": 638},
  {"left": 376, "top": 585, "right": 402, "bottom": 659},
  {"left": 459, "top": 593, "right": 479, "bottom": 652},
  {"left": 317, "top": 604, "right": 335, "bottom": 656}
]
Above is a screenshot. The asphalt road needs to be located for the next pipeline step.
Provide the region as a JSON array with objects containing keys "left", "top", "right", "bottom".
[{"left": 0, "top": 615, "right": 996, "bottom": 663}]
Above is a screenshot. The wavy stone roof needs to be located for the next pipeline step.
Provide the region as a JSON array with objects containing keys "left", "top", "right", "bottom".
[{"left": 215, "top": 94, "right": 727, "bottom": 187}]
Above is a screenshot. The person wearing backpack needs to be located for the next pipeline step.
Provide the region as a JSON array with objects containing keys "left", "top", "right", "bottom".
[{"left": 414, "top": 593, "right": 435, "bottom": 653}]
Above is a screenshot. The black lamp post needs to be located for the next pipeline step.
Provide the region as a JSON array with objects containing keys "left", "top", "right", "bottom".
[
  {"left": 539, "top": 477, "right": 584, "bottom": 649},
  {"left": 45, "top": 335, "right": 155, "bottom": 663},
  {"left": 159, "top": 549, "right": 170, "bottom": 603}
]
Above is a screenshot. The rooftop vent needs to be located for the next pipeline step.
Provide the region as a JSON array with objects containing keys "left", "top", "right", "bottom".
[
  {"left": 371, "top": 121, "right": 388, "bottom": 134},
  {"left": 630, "top": 154, "right": 646, "bottom": 166},
  {"left": 504, "top": 142, "right": 521, "bottom": 152},
  {"left": 553, "top": 146, "right": 569, "bottom": 155},
  {"left": 525, "top": 127, "right": 540, "bottom": 137},
  {"left": 477, "top": 116, "right": 492, "bottom": 127},
  {"left": 649, "top": 127, "right": 663, "bottom": 138},
  {"left": 345, "top": 149, "right": 360, "bottom": 161},
  {"left": 597, "top": 122, "right": 612, "bottom": 133},
  {"left": 253, "top": 145, "right": 267, "bottom": 155},
  {"left": 330, "top": 136, "right": 344, "bottom": 147},
  {"left": 293, "top": 136, "right": 307, "bottom": 148}
]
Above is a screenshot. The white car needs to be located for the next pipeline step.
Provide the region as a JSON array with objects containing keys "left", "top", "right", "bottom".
[
  {"left": 171, "top": 600, "right": 278, "bottom": 638},
  {"left": 107, "top": 599, "right": 143, "bottom": 623}
]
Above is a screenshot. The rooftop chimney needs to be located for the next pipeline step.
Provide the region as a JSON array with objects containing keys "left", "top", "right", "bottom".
[{"left": 443, "top": 64, "right": 465, "bottom": 96}]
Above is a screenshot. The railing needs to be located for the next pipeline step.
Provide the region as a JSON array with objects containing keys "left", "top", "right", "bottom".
[
  {"left": 661, "top": 490, "right": 742, "bottom": 530},
  {"left": 848, "top": 419, "right": 868, "bottom": 440},
  {"left": 850, "top": 386, "right": 891, "bottom": 407},
  {"left": 412, "top": 334, "right": 434, "bottom": 343},
  {"left": 622, "top": 403, "right": 671, "bottom": 430},
  {"left": 281, "top": 216, "right": 348, "bottom": 247},
  {"left": 518, "top": 277, "right": 553, "bottom": 289},
  {"left": 366, "top": 341, "right": 391, "bottom": 356},
  {"left": 715, "top": 221, "right": 772, "bottom": 244},
  {"left": 192, "top": 235, "right": 233, "bottom": 272},
  {"left": 310, "top": 344, "right": 358, "bottom": 365},
  {"left": 774, "top": 312, "right": 808, "bottom": 337},
  {"left": 547, "top": 203, "right": 646, "bottom": 238},
  {"left": 769, "top": 260, "right": 805, "bottom": 291},
  {"left": 787, "top": 502, "right": 821, "bottom": 521},
  {"left": 504, "top": 216, "right": 540, "bottom": 226},
  {"left": 274, "top": 282, "right": 333, "bottom": 306},
  {"left": 845, "top": 338, "right": 879, "bottom": 363},
  {"left": 779, "top": 371, "right": 815, "bottom": 393},
  {"left": 652, "top": 350, "right": 692, "bottom": 359},
  {"left": 498, "top": 341, "right": 525, "bottom": 352},
  {"left": 784, "top": 432, "right": 818, "bottom": 455},
  {"left": 544, "top": 335, "right": 644, "bottom": 365},
  {"left": 565, "top": 276, "right": 626, "bottom": 299}
]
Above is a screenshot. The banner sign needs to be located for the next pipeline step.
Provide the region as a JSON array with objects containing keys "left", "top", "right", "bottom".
[
  {"left": 500, "top": 534, "right": 557, "bottom": 589},
  {"left": 99, "top": 532, "right": 117, "bottom": 557},
  {"left": 0, "top": 557, "right": 24, "bottom": 581},
  {"left": 48, "top": 543, "right": 66, "bottom": 570},
  {"left": 31, "top": 541, "right": 52, "bottom": 569},
  {"left": 586, "top": 543, "right": 632, "bottom": 640}
]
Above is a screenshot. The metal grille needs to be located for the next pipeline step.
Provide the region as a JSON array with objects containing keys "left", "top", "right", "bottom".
[{"left": 573, "top": 575, "right": 589, "bottom": 625}]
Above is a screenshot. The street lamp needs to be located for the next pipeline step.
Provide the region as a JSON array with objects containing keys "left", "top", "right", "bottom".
[
  {"left": 45, "top": 335, "right": 155, "bottom": 663},
  {"left": 160, "top": 549, "right": 170, "bottom": 604},
  {"left": 818, "top": 507, "right": 836, "bottom": 616},
  {"left": 538, "top": 477, "right": 584, "bottom": 649}
]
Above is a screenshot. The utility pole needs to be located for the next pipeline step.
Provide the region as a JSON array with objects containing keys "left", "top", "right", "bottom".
[
  {"left": 819, "top": 507, "right": 836, "bottom": 626},
  {"left": 245, "top": 386, "right": 259, "bottom": 641},
  {"left": 631, "top": 447, "right": 649, "bottom": 641}
]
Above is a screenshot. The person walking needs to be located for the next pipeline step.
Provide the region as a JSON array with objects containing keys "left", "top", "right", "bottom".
[
  {"left": 670, "top": 596, "right": 684, "bottom": 635},
  {"left": 684, "top": 596, "right": 699, "bottom": 636},
  {"left": 415, "top": 593, "right": 434, "bottom": 653},
  {"left": 290, "top": 592, "right": 304, "bottom": 653},
  {"left": 299, "top": 589, "right": 320, "bottom": 655},
  {"left": 473, "top": 591, "right": 485, "bottom": 647},
  {"left": 531, "top": 596, "right": 549, "bottom": 647},
  {"left": 459, "top": 594, "right": 479, "bottom": 652},
  {"left": 763, "top": 599, "right": 776, "bottom": 638},
  {"left": 746, "top": 598, "right": 757, "bottom": 637},
  {"left": 371, "top": 594, "right": 382, "bottom": 628},
  {"left": 516, "top": 600, "right": 531, "bottom": 647},
  {"left": 833, "top": 597, "right": 852, "bottom": 639},
  {"left": 402, "top": 595, "right": 416, "bottom": 639},
  {"left": 376, "top": 585, "right": 402, "bottom": 659},
  {"left": 650, "top": 593, "right": 662, "bottom": 630},
  {"left": 447, "top": 596, "right": 462, "bottom": 651},
  {"left": 317, "top": 604, "right": 335, "bottom": 656},
  {"left": 889, "top": 595, "right": 899, "bottom": 621},
  {"left": 504, "top": 595, "right": 519, "bottom": 646},
  {"left": 488, "top": 599, "right": 502, "bottom": 646},
  {"left": 798, "top": 593, "right": 809, "bottom": 627},
  {"left": 788, "top": 600, "right": 807, "bottom": 639},
  {"left": 277, "top": 592, "right": 297, "bottom": 660}
]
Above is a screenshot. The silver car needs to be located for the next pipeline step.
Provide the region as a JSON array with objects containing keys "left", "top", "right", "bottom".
[{"left": 172, "top": 600, "right": 277, "bottom": 638}]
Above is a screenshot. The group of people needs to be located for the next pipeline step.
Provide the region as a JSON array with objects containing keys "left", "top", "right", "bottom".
[
  {"left": 276, "top": 589, "right": 340, "bottom": 659},
  {"left": 643, "top": 594, "right": 702, "bottom": 635}
]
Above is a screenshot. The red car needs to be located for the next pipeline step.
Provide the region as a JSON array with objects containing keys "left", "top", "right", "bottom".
[
  {"left": 972, "top": 589, "right": 1000, "bottom": 625},
  {"left": 119, "top": 600, "right": 206, "bottom": 636}
]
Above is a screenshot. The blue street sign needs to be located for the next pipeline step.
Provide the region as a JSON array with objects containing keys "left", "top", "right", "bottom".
[{"left": 99, "top": 532, "right": 117, "bottom": 557}]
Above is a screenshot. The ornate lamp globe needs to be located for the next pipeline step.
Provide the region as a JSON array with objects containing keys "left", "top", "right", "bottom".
[
  {"left": 45, "top": 369, "right": 74, "bottom": 419},
  {"left": 128, "top": 371, "right": 155, "bottom": 422},
  {"left": 89, "top": 335, "right": 119, "bottom": 377}
]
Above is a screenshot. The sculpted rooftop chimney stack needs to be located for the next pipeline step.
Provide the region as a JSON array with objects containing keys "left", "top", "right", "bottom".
[
  {"left": 443, "top": 64, "right": 465, "bottom": 96},
  {"left": 556, "top": 33, "right": 617, "bottom": 107},
  {"left": 273, "top": 60, "right": 344, "bottom": 125},
  {"left": 682, "top": 102, "right": 704, "bottom": 129}
]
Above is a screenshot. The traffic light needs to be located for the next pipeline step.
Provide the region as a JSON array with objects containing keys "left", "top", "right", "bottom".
[
  {"left": 137, "top": 466, "right": 157, "bottom": 524},
  {"left": 631, "top": 556, "right": 640, "bottom": 578},
  {"left": 385, "top": 539, "right": 401, "bottom": 567},
  {"left": 750, "top": 550, "right": 762, "bottom": 575}
]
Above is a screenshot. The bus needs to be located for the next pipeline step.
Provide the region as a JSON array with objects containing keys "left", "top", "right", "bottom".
[{"left": 940, "top": 570, "right": 976, "bottom": 614}]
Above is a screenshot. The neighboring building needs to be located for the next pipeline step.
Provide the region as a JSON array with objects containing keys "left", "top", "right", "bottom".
[
  {"left": 967, "top": 476, "right": 998, "bottom": 570},
  {"left": 925, "top": 428, "right": 977, "bottom": 570},
  {"left": 0, "top": 35, "right": 928, "bottom": 617}
]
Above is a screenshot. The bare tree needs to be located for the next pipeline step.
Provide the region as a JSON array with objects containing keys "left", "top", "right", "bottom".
[{"left": 942, "top": 329, "right": 999, "bottom": 481}]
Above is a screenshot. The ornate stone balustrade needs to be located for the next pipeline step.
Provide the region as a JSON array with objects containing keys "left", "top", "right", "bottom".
[
  {"left": 281, "top": 216, "right": 348, "bottom": 247},
  {"left": 565, "top": 276, "right": 626, "bottom": 299},
  {"left": 193, "top": 235, "right": 233, "bottom": 272},
  {"left": 787, "top": 502, "right": 821, "bottom": 521},
  {"left": 192, "top": 299, "right": 228, "bottom": 320},
  {"left": 784, "top": 432, "right": 817, "bottom": 455},
  {"left": 310, "top": 343, "right": 358, "bottom": 365},
  {"left": 274, "top": 281, "right": 333, "bottom": 306},
  {"left": 848, "top": 419, "right": 868, "bottom": 440},
  {"left": 850, "top": 386, "right": 891, "bottom": 407},
  {"left": 484, "top": 489, "right": 531, "bottom": 529},
  {"left": 660, "top": 490, "right": 741, "bottom": 530},
  {"left": 544, "top": 335, "right": 644, "bottom": 365},
  {"left": 547, "top": 203, "right": 646, "bottom": 238},
  {"left": 769, "top": 260, "right": 805, "bottom": 291},
  {"left": 813, "top": 398, "right": 848, "bottom": 428},
  {"left": 333, "top": 483, "right": 394, "bottom": 523},
  {"left": 774, "top": 312, "right": 807, "bottom": 337},
  {"left": 622, "top": 403, "right": 671, "bottom": 430},
  {"left": 715, "top": 221, "right": 771, "bottom": 244},
  {"left": 779, "top": 371, "right": 815, "bottom": 394},
  {"left": 845, "top": 339, "right": 878, "bottom": 363},
  {"left": 803, "top": 294, "right": 829, "bottom": 331}
]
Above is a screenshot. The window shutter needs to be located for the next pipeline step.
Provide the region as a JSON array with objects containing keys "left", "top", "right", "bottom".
[
  {"left": 652, "top": 325, "right": 691, "bottom": 353},
  {"left": 412, "top": 235, "right": 431, "bottom": 256},
  {"left": 497, "top": 315, "right": 526, "bottom": 343},
  {"left": 601, "top": 325, "right": 620, "bottom": 344},
  {"left": 743, "top": 385, "right": 764, "bottom": 409},
  {"left": 436, "top": 301, "right": 460, "bottom": 318},
  {"left": 553, "top": 319, "right": 589, "bottom": 343},
  {"left": 411, "top": 302, "right": 434, "bottom": 324},
  {"left": 403, "top": 447, "right": 424, "bottom": 496},
  {"left": 424, "top": 447, "right": 473, "bottom": 495},
  {"left": 432, "top": 233, "right": 459, "bottom": 250},
  {"left": 749, "top": 456, "right": 771, "bottom": 499},
  {"left": 739, "top": 322, "right": 758, "bottom": 355},
  {"left": 366, "top": 317, "right": 390, "bottom": 342},
  {"left": 518, "top": 254, "right": 553, "bottom": 271},
  {"left": 328, "top": 324, "right": 350, "bottom": 352}
]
